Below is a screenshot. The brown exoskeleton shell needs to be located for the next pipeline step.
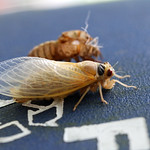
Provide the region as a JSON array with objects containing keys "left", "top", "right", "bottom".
[{"left": 28, "top": 30, "right": 102, "bottom": 62}]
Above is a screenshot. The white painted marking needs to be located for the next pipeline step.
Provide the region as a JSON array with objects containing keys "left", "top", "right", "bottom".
[
  {"left": 64, "top": 117, "right": 150, "bottom": 150},
  {"left": 0, "top": 99, "right": 15, "bottom": 108},
  {"left": 0, "top": 121, "right": 31, "bottom": 143},
  {"left": 22, "top": 98, "right": 64, "bottom": 127}
]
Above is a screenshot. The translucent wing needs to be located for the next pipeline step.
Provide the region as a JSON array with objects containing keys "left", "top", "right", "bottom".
[{"left": 0, "top": 57, "right": 96, "bottom": 99}]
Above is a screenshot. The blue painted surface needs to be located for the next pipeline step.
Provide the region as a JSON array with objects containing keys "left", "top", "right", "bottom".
[{"left": 0, "top": 0, "right": 150, "bottom": 149}]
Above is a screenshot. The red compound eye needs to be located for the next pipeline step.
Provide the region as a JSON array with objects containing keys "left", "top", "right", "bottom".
[{"left": 107, "top": 69, "right": 112, "bottom": 76}]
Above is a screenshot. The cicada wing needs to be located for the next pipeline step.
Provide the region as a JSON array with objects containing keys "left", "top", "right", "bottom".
[
  {"left": 0, "top": 57, "right": 35, "bottom": 97},
  {"left": 0, "top": 57, "right": 96, "bottom": 99}
]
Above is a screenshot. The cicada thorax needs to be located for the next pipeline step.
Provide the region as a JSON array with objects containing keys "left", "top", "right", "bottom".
[
  {"left": 58, "top": 30, "right": 92, "bottom": 44},
  {"left": 55, "top": 41, "right": 80, "bottom": 60}
]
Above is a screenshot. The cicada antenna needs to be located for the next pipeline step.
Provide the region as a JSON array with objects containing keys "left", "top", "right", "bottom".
[
  {"left": 112, "top": 61, "right": 119, "bottom": 68},
  {"left": 115, "top": 71, "right": 126, "bottom": 74}
]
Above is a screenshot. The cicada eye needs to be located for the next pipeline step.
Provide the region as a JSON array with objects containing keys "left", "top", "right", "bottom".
[
  {"left": 98, "top": 64, "right": 105, "bottom": 76},
  {"left": 107, "top": 69, "right": 112, "bottom": 77}
]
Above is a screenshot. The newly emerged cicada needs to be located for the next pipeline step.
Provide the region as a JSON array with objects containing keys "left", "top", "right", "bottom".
[
  {"left": 28, "top": 30, "right": 102, "bottom": 62},
  {"left": 0, "top": 57, "right": 136, "bottom": 111}
]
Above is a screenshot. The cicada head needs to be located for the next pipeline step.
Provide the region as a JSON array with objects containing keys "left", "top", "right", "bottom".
[
  {"left": 97, "top": 62, "right": 115, "bottom": 79},
  {"left": 97, "top": 62, "right": 132, "bottom": 80}
]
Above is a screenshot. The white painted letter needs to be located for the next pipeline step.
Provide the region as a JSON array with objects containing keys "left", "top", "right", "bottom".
[
  {"left": 64, "top": 117, "right": 150, "bottom": 150},
  {"left": 0, "top": 121, "right": 31, "bottom": 143},
  {"left": 22, "top": 98, "right": 64, "bottom": 127}
]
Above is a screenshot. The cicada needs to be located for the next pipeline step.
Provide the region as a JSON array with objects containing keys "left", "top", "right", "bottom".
[
  {"left": 28, "top": 30, "right": 102, "bottom": 62},
  {"left": 0, "top": 57, "right": 136, "bottom": 111}
]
